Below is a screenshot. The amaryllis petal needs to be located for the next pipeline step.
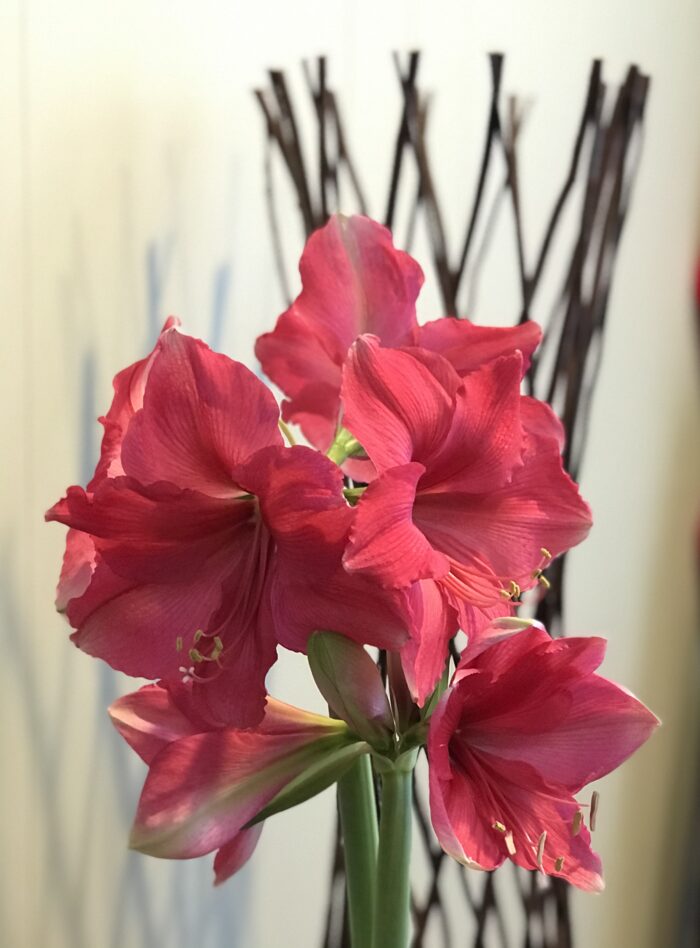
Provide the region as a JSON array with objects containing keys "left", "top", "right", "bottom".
[
  {"left": 401, "top": 580, "right": 458, "bottom": 705},
  {"left": 342, "top": 336, "right": 454, "bottom": 471},
  {"left": 237, "top": 444, "right": 347, "bottom": 549},
  {"left": 213, "top": 825, "right": 263, "bottom": 885},
  {"left": 55, "top": 529, "right": 95, "bottom": 612},
  {"left": 121, "top": 330, "right": 281, "bottom": 497},
  {"left": 414, "top": 445, "right": 592, "bottom": 596},
  {"left": 255, "top": 215, "right": 423, "bottom": 447},
  {"left": 416, "top": 317, "right": 541, "bottom": 377},
  {"left": 418, "top": 354, "right": 525, "bottom": 494},
  {"left": 109, "top": 684, "right": 203, "bottom": 764},
  {"left": 193, "top": 594, "right": 278, "bottom": 730},
  {"left": 345, "top": 465, "right": 449, "bottom": 588},
  {"left": 47, "top": 479, "right": 250, "bottom": 582},
  {"left": 272, "top": 557, "right": 411, "bottom": 654},
  {"left": 68, "top": 556, "right": 232, "bottom": 680},
  {"left": 236, "top": 444, "right": 411, "bottom": 653},
  {"left": 520, "top": 396, "right": 566, "bottom": 452},
  {"left": 89, "top": 316, "right": 180, "bottom": 487},
  {"left": 462, "top": 638, "right": 659, "bottom": 791}
]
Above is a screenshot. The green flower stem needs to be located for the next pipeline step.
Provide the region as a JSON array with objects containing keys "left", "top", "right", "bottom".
[
  {"left": 327, "top": 427, "right": 363, "bottom": 466},
  {"left": 337, "top": 755, "right": 379, "bottom": 947},
  {"left": 372, "top": 766, "right": 414, "bottom": 948}
]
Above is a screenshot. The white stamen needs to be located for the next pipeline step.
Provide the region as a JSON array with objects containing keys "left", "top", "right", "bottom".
[{"left": 536, "top": 831, "right": 547, "bottom": 869}]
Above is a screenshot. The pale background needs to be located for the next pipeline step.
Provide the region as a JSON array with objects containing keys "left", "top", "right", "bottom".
[{"left": 2, "top": 1, "right": 699, "bottom": 946}]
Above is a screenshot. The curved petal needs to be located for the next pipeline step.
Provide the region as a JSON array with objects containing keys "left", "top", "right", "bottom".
[
  {"left": 414, "top": 444, "right": 592, "bottom": 597},
  {"left": 47, "top": 479, "right": 251, "bottom": 582},
  {"left": 464, "top": 654, "right": 659, "bottom": 791},
  {"left": 213, "top": 824, "right": 264, "bottom": 884},
  {"left": 68, "top": 552, "right": 231, "bottom": 680},
  {"left": 417, "top": 317, "right": 541, "bottom": 378},
  {"left": 191, "top": 581, "right": 278, "bottom": 729},
  {"left": 237, "top": 444, "right": 347, "bottom": 549},
  {"left": 418, "top": 354, "right": 525, "bottom": 494},
  {"left": 342, "top": 336, "right": 455, "bottom": 471},
  {"left": 121, "top": 330, "right": 281, "bottom": 496},
  {"left": 280, "top": 378, "right": 342, "bottom": 454},
  {"left": 401, "top": 579, "right": 458, "bottom": 705},
  {"left": 90, "top": 316, "right": 180, "bottom": 486},
  {"left": 345, "top": 465, "right": 449, "bottom": 588},
  {"left": 271, "top": 546, "right": 411, "bottom": 653},
  {"left": 55, "top": 528, "right": 96, "bottom": 612},
  {"left": 256, "top": 215, "right": 422, "bottom": 450},
  {"left": 109, "top": 684, "right": 204, "bottom": 764},
  {"left": 520, "top": 397, "right": 566, "bottom": 452}
]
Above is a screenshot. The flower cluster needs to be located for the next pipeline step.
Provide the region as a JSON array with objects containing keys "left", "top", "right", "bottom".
[{"left": 48, "top": 214, "right": 657, "bottom": 891}]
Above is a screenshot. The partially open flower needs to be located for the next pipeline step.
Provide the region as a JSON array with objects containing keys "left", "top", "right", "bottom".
[{"left": 111, "top": 684, "right": 366, "bottom": 885}]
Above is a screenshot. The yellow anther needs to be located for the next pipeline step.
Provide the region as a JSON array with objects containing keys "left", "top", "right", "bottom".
[
  {"left": 590, "top": 790, "right": 600, "bottom": 831},
  {"left": 540, "top": 547, "right": 552, "bottom": 560},
  {"left": 193, "top": 629, "right": 204, "bottom": 644},
  {"left": 175, "top": 636, "right": 183, "bottom": 652},
  {"left": 536, "top": 831, "right": 547, "bottom": 868},
  {"left": 505, "top": 832, "right": 517, "bottom": 856},
  {"left": 554, "top": 856, "right": 565, "bottom": 873},
  {"left": 509, "top": 580, "right": 521, "bottom": 600},
  {"left": 538, "top": 575, "right": 551, "bottom": 591},
  {"left": 572, "top": 810, "right": 583, "bottom": 836},
  {"left": 189, "top": 648, "right": 205, "bottom": 663},
  {"left": 492, "top": 821, "right": 506, "bottom": 833}
]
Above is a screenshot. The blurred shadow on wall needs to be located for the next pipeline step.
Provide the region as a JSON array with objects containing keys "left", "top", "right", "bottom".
[{"left": 603, "top": 330, "right": 700, "bottom": 948}]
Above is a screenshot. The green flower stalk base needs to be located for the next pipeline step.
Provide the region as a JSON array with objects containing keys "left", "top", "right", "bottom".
[
  {"left": 339, "top": 750, "right": 417, "bottom": 948},
  {"left": 337, "top": 756, "right": 379, "bottom": 947},
  {"left": 373, "top": 766, "right": 414, "bottom": 948}
]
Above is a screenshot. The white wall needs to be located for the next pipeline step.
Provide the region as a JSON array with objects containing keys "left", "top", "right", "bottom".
[{"left": 2, "top": 2, "right": 699, "bottom": 946}]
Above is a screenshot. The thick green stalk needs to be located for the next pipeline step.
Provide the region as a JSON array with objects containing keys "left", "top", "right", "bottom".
[
  {"left": 372, "top": 768, "right": 413, "bottom": 948},
  {"left": 337, "top": 755, "right": 378, "bottom": 947}
]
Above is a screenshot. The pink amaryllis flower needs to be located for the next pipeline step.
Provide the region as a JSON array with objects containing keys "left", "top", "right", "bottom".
[
  {"left": 110, "top": 683, "right": 366, "bottom": 884},
  {"left": 427, "top": 623, "right": 659, "bottom": 890},
  {"left": 47, "top": 324, "right": 409, "bottom": 727},
  {"left": 341, "top": 336, "right": 592, "bottom": 702},
  {"left": 255, "top": 214, "right": 541, "bottom": 456}
]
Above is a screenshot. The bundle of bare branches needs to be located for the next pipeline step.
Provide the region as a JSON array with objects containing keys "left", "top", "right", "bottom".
[{"left": 254, "top": 51, "right": 649, "bottom": 948}]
